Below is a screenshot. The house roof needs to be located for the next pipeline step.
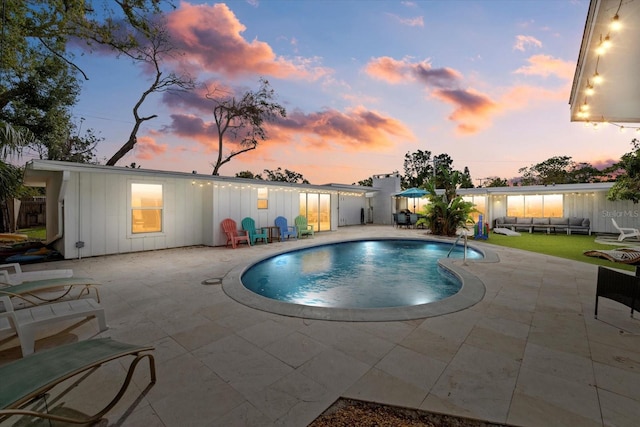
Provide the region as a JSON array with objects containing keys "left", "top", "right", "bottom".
[
  {"left": 23, "top": 160, "right": 373, "bottom": 194},
  {"left": 569, "top": 0, "right": 640, "bottom": 125}
]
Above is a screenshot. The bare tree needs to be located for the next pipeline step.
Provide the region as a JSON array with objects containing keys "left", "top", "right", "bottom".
[
  {"left": 106, "top": 24, "right": 194, "bottom": 166},
  {"left": 207, "top": 78, "right": 286, "bottom": 175}
]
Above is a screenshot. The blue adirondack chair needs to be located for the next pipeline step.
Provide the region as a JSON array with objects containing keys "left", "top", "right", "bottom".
[
  {"left": 274, "top": 216, "right": 297, "bottom": 241},
  {"left": 241, "top": 217, "right": 268, "bottom": 245}
]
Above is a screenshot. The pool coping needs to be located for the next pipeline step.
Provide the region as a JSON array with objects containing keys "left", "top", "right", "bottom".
[{"left": 222, "top": 237, "right": 499, "bottom": 322}]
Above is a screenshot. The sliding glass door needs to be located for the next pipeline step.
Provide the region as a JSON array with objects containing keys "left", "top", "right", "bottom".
[{"left": 299, "top": 193, "right": 331, "bottom": 232}]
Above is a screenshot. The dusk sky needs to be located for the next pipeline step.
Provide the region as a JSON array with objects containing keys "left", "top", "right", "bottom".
[{"left": 69, "top": 0, "right": 638, "bottom": 185}]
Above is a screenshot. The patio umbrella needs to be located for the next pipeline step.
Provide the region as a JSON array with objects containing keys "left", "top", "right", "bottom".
[{"left": 395, "top": 187, "right": 427, "bottom": 213}]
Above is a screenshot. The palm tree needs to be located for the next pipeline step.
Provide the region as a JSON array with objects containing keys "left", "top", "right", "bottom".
[
  {"left": 420, "top": 168, "right": 476, "bottom": 236},
  {"left": 0, "top": 122, "right": 30, "bottom": 231}
]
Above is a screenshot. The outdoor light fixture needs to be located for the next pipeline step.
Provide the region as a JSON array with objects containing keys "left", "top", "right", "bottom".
[
  {"left": 585, "top": 81, "right": 594, "bottom": 96},
  {"left": 593, "top": 71, "right": 603, "bottom": 85},
  {"left": 610, "top": 14, "right": 621, "bottom": 31}
]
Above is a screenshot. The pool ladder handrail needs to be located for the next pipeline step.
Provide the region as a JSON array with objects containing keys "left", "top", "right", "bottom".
[{"left": 447, "top": 232, "right": 468, "bottom": 263}]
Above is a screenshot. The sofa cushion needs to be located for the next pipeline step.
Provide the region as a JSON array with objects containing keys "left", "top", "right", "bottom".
[
  {"left": 569, "top": 217, "right": 584, "bottom": 226},
  {"left": 516, "top": 217, "right": 532, "bottom": 224},
  {"left": 495, "top": 217, "right": 506, "bottom": 225},
  {"left": 581, "top": 218, "right": 590, "bottom": 227},
  {"left": 532, "top": 217, "right": 549, "bottom": 225},
  {"left": 550, "top": 217, "right": 569, "bottom": 226},
  {"left": 504, "top": 216, "right": 516, "bottom": 224}
]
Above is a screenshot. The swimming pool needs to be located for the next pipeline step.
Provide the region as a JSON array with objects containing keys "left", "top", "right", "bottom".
[
  {"left": 223, "top": 238, "right": 491, "bottom": 321},
  {"left": 242, "top": 240, "right": 482, "bottom": 308}
]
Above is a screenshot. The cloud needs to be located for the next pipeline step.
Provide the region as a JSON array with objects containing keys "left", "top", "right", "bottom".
[
  {"left": 513, "top": 35, "right": 542, "bottom": 51},
  {"left": 387, "top": 13, "right": 424, "bottom": 27},
  {"left": 161, "top": 106, "right": 415, "bottom": 154},
  {"left": 135, "top": 136, "right": 168, "bottom": 160},
  {"left": 166, "top": 2, "right": 330, "bottom": 80},
  {"left": 431, "top": 89, "right": 498, "bottom": 135},
  {"left": 365, "top": 57, "right": 461, "bottom": 87},
  {"left": 514, "top": 54, "right": 575, "bottom": 79}
]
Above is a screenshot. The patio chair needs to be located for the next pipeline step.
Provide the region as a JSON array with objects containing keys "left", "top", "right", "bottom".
[
  {"left": 0, "top": 295, "right": 108, "bottom": 356},
  {"left": 241, "top": 217, "right": 268, "bottom": 245},
  {"left": 395, "top": 213, "right": 409, "bottom": 228},
  {"left": 595, "top": 266, "right": 640, "bottom": 319},
  {"left": 221, "top": 218, "right": 250, "bottom": 248},
  {"left": 611, "top": 218, "right": 640, "bottom": 241},
  {"left": 294, "top": 215, "right": 314, "bottom": 238},
  {"left": 0, "top": 277, "right": 101, "bottom": 307},
  {"left": 0, "top": 263, "right": 73, "bottom": 285},
  {"left": 0, "top": 338, "right": 155, "bottom": 424},
  {"left": 275, "top": 216, "right": 297, "bottom": 241}
]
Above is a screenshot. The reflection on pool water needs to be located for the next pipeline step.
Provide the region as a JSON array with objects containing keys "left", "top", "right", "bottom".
[{"left": 241, "top": 239, "right": 483, "bottom": 309}]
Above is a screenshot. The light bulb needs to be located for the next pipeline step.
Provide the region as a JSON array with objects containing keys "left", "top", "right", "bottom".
[
  {"left": 602, "top": 34, "right": 611, "bottom": 49},
  {"left": 593, "top": 122, "right": 599, "bottom": 130},
  {"left": 580, "top": 102, "right": 589, "bottom": 112},
  {"left": 593, "top": 72, "right": 603, "bottom": 85},
  {"left": 610, "top": 14, "right": 621, "bottom": 31},
  {"left": 585, "top": 84, "right": 594, "bottom": 96},
  {"left": 619, "top": 126, "right": 626, "bottom": 133}
]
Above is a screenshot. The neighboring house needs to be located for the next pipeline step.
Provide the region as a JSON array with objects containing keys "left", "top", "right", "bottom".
[{"left": 23, "top": 160, "right": 394, "bottom": 260}]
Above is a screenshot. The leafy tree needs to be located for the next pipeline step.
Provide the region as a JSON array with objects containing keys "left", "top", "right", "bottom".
[
  {"left": 235, "top": 170, "right": 263, "bottom": 180},
  {"left": 485, "top": 177, "right": 509, "bottom": 187},
  {"left": 0, "top": 1, "right": 170, "bottom": 109},
  {"left": 420, "top": 170, "right": 476, "bottom": 236},
  {"left": 106, "top": 23, "right": 194, "bottom": 166},
  {"left": 607, "top": 139, "right": 640, "bottom": 204},
  {"left": 518, "top": 156, "right": 575, "bottom": 185},
  {"left": 403, "top": 150, "right": 433, "bottom": 188},
  {"left": 569, "top": 162, "right": 605, "bottom": 183},
  {"left": 459, "top": 166, "right": 474, "bottom": 189},
  {"left": 262, "top": 167, "right": 309, "bottom": 184},
  {"left": 354, "top": 177, "right": 372, "bottom": 186},
  {"left": 208, "top": 78, "right": 286, "bottom": 175}
]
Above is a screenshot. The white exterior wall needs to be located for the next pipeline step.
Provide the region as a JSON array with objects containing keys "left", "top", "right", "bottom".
[
  {"left": 63, "top": 171, "right": 206, "bottom": 259},
  {"left": 337, "top": 194, "right": 366, "bottom": 226}
]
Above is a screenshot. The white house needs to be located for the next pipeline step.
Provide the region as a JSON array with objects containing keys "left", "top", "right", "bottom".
[
  {"left": 22, "top": 160, "right": 640, "bottom": 260},
  {"left": 23, "top": 160, "right": 396, "bottom": 260}
]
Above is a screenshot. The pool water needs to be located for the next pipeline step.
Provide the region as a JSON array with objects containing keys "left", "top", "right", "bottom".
[{"left": 241, "top": 239, "right": 483, "bottom": 309}]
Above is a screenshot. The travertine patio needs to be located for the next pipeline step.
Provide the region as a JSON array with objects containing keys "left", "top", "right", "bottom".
[{"left": 1, "top": 225, "right": 639, "bottom": 426}]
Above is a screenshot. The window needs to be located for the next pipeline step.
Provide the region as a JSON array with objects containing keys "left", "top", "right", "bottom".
[
  {"left": 507, "top": 194, "right": 563, "bottom": 217},
  {"left": 463, "top": 196, "right": 486, "bottom": 222},
  {"left": 131, "top": 183, "right": 163, "bottom": 234},
  {"left": 257, "top": 187, "right": 268, "bottom": 209}
]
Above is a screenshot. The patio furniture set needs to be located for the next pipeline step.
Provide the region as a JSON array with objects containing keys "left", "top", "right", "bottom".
[
  {"left": 494, "top": 216, "right": 592, "bottom": 235},
  {"left": 0, "top": 263, "right": 155, "bottom": 424},
  {"left": 222, "top": 215, "right": 315, "bottom": 249}
]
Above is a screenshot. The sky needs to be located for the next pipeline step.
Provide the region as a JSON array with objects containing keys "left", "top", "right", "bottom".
[{"left": 68, "top": 0, "right": 639, "bottom": 185}]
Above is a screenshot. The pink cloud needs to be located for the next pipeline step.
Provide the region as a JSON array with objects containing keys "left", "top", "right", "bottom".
[
  {"left": 166, "top": 2, "right": 330, "bottom": 80},
  {"left": 161, "top": 106, "right": 415, "bottom": 154},
  {"left": 513, "top": 35, "right": 542, "bottom": 52},
  {"left": 514, "top": 54, "right": 575, "bottom": 79},
  {"left": 365, "top": 57, "right": 461, "bottom": 87},
  {"left": 135, "top": 136, "right": 168, "bottom": 160},
  {"left": 431, "top": 89, "right": 498, "bottom": 135}
]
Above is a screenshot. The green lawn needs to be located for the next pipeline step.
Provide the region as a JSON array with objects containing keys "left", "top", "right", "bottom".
[
  {"left": 479, "top": 231, "right": 638, "bottom": 272},
  {"left": 16, "top": 226, "right": 46, "bottom": 241}
]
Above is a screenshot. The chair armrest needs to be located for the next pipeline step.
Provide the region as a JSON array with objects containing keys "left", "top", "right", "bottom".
[{"left": 0, "top": 263, "right": 22, "bottom": 275}]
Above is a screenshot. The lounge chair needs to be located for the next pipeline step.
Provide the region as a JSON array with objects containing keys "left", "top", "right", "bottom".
[
  {"left": 611, "top": 218, "right": 640, "bottom": 241},
  {"left": 0, "top": 262, "right": 73, "bottom": 285},
  {"left": 0, "top": 295, "right": 108, "bottom": 356},
  {"left": 0, "top": 338, "right": 155, "bottom": 424},
  {"left": 584, "top": 248, "right": 640, "bottom": 264},
  {"left": 294, "top": 215, "right": 314, "bottom": 238},
  {"left": 275, "top": 216, "right": 297, "bottom": 241},
  {"left": 221, "top": 218, "right": 250, "bottom": 248},
  {"left": 241, "top": 217, "right": 268, "bottom": 245},
  {"left": 0, "top": 277, "right": 101, "bottom": 306}
]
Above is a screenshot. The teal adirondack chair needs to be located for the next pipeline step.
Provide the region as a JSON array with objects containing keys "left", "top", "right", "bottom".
[
  {"left": 241, "top": 217, "right": 268, "bottom": 245},
  {"left": 294, "top": 215, "right": 314, "bottom": 238}
]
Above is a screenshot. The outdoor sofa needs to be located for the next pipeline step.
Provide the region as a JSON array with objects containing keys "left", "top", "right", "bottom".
[{"left": 494, "top": 216, "right": 591, "bottom": 235}]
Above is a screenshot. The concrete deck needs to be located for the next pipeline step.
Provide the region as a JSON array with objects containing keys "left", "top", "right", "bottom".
[{"left": 1, "top": 225, "right": 639, "bottom": 426}]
